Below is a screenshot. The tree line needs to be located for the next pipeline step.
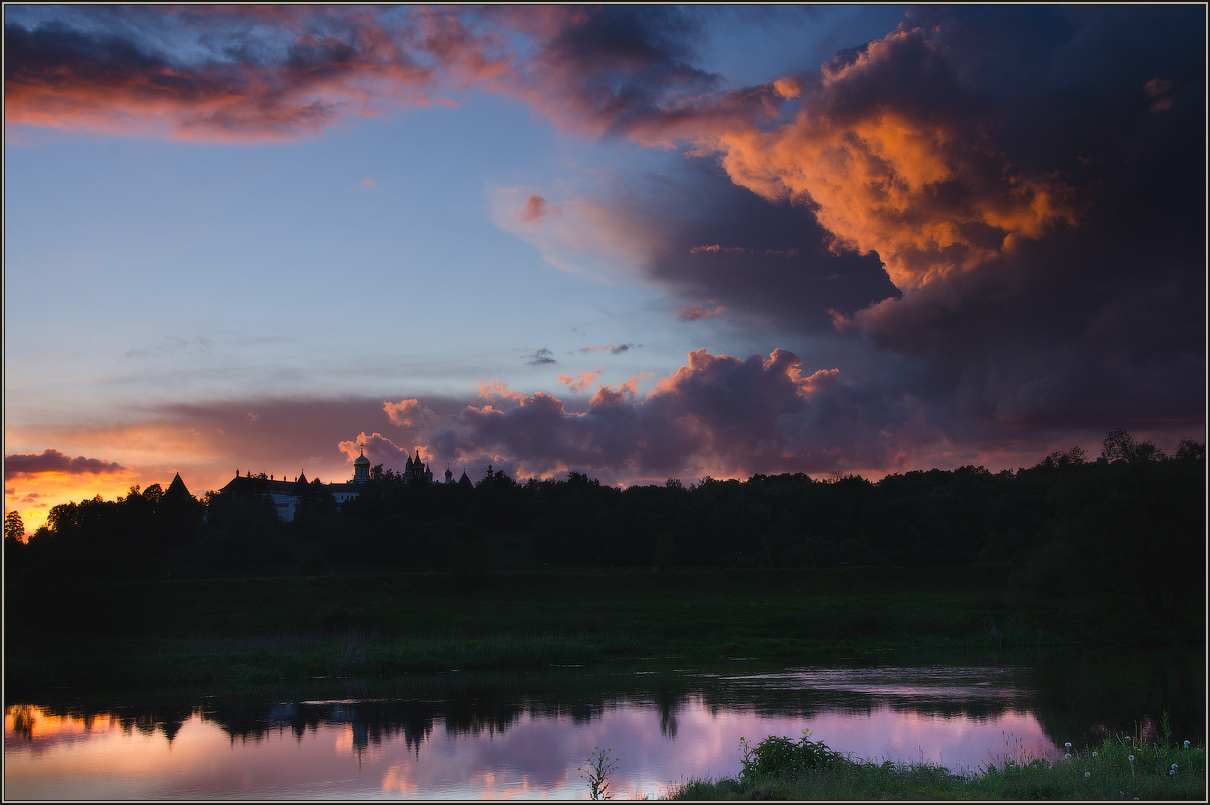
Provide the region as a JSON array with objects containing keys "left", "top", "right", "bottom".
[{"left": 5, "top": 430, "right": 1204, "bottom": 620}]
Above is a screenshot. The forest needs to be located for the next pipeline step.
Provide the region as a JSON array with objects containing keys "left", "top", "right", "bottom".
[{"left": 5, "top": 430, "right": 1205, "bottom": 626}]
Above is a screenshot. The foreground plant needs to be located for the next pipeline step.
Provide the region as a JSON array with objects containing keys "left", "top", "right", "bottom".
[
  {"left": 666, "top": 722, "right": 1205, "bottom": 800},
  {"left": 582, "top": 746, "right": 619, "bottom": 800}
]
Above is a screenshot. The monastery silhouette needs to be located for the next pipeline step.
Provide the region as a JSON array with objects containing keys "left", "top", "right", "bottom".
[{"left": 218, "top": 446, "right": 468, "bottom": 522}]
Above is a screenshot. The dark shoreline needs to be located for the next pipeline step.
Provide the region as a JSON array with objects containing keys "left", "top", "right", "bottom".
[{"left": 6, "top": 566, "right": 1203, "bottom": 696}]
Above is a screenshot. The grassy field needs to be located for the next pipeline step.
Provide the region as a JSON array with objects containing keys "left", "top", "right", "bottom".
[
  {"left": 666, "top": 727, "right": 1207, "bottom": 800},
  {"left": 4, "top": 565, "right": 1192, "bottom": 694}
]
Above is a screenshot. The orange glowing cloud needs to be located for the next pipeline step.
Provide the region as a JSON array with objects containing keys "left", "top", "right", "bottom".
[
  {"left": 682, "top": 29, "right": 1077, "bottom": 289},
  {"left": 477, "top": 381, "right": 525, "bottom": 402},
  {"left": 557, "top": 369, "right": 602, "bottom": 392}
]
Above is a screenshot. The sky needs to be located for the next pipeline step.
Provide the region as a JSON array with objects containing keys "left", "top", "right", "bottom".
[{"left": 4, "top": 5, "right": 1206, "bottom": 532}]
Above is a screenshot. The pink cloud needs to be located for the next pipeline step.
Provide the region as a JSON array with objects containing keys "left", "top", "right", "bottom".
[
  {"left": 384, "top": 398, "right": 422, "bottom": 427},
  {"left": 337, "top": 431, "right": 409, "bottom": 467},
  {"left": 520, "top": 194, "right": 560, "bottom": 223},
  {"left": 355, "top": 349, "right": 870, "bottom": 482},
  {"left": 676, "top": 302, "right": 726, "bottom": 322},
  {"left": 557, "top": 369, "right": 602, "bottom": 393}
]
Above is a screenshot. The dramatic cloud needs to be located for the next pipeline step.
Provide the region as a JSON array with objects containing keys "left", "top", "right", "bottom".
[
  {"left": 6, "top": 5, "right": 1203, "bottom": 494},
  {"left": 4, "top": 448, "right": 126, "bottom": 478},
  {"left": 3, "top": 6, "right": 745, "bottom": 145},
  {"left": 363, "top": 348, "right": 925, "bottom": 482},
  {"left": 3, "top": 6, "right": 513, "bottom": 143}
]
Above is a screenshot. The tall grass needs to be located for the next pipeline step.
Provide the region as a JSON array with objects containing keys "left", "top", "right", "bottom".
[{"left": 666, "top": 724, "right": 1207, "bottom": 800}]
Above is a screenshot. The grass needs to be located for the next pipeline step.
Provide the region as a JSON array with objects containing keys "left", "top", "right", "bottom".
[
  {"left": 666, "top": 726, "right": 1207, "bottom": 800},
  {"left": 4, "top": 566, "right": 1196, "bottom": 694}
]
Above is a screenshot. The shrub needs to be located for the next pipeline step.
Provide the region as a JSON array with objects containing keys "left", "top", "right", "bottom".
[{"left": 739, "top": 729, "right": 853, "bottom": 780}]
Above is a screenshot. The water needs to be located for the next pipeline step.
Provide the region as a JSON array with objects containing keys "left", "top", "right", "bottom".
[{"left": 5, "top": 649, "right": 1202, "bottom": 799}]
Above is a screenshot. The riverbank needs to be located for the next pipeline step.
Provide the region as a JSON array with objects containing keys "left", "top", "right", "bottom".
[
  {"left": 666, "top": 729, "right": 1207, "bottom": 800},
  {"left": 5, "top": 566, "right": 1201, "bottom": 695}
]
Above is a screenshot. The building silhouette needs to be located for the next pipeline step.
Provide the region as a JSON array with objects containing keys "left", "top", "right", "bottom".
[{"left": 217, "top": 446, "right": 450, "bottom": 522}]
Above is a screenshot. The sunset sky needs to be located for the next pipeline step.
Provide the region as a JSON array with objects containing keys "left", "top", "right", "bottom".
[{"left": 4, "top": 5, "right": 1205, "bottom": 532}]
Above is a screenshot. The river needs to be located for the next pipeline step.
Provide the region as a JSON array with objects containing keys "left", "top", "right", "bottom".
[{"left": 5, "top": 647, "right": 1202, "bottom": 799}]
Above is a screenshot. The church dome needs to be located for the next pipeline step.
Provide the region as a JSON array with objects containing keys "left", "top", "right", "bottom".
[{"left": 354, "top": 452, "right": 370, "bottom": 468}]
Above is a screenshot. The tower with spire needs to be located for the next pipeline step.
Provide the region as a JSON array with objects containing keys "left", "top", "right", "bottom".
[
  {"left": 353, "top": 443, "right": 371, "bottom": 484},
  {"left": 404, "top": 448, "right": 433, "bottom": 484}
]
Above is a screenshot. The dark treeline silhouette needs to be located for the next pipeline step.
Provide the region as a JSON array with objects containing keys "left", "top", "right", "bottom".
[{"left": 6, "top": 430, "right": 1204, "bottom": 621}]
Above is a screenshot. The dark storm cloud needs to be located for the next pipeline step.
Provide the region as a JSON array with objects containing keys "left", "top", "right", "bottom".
[
  {"left": 4, "top": 448, "right": 126, "bottom": 477},
  {"left": 839, "top": 5, "right": 1207, "bottom": 443},
  {"left": 632, "top": 161, "right": 901, "bottom": 334},
  {"left": 552, "top": 5, "right": 1204, "bottom": 452}
]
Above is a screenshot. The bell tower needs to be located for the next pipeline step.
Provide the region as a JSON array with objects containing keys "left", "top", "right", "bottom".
[{"left": 352, "top": 443, "right": 371, "bottom": 484}]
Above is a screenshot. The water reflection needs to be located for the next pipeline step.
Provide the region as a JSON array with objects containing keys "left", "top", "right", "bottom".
[{"left": 5, "top": 649, "right": 1203, "bottom": 800}]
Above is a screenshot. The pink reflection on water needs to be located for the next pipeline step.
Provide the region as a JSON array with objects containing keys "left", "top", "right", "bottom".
[{"left": 5, "top": 697, "right": 1059, "bottom": 799}]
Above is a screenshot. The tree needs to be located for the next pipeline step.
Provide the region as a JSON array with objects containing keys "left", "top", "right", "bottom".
[
  {"left": 5, "top": 510, "right": 25, "bottom": 543},
  {"left": 1100, "top": 429, "right": 1165, "bottom": 463}
]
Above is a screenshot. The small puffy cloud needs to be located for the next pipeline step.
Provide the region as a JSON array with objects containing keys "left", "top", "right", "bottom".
[
  {"left": 337, "top": 431, "right": 409, "bottom": 467},
  {"left": 361, "top": 177, "right": 376, "bottom": 188},
  {"left": 4, "top": 448, "right": 126, "bottom": 478},
  {"left": 520, "top": 193, "right": 559, "bottom": 223},
  {"left": 676, "top": 301, "right": 726, "bottom": 322},
  {"left": 384, "top": 398, "right": 422, "bottom": 427},
  {"left": 557, "top": 369, "right": 602, "bottom": 393},
  {"left": 524, "top": 347, "right": 557, "bottom": 366}
]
